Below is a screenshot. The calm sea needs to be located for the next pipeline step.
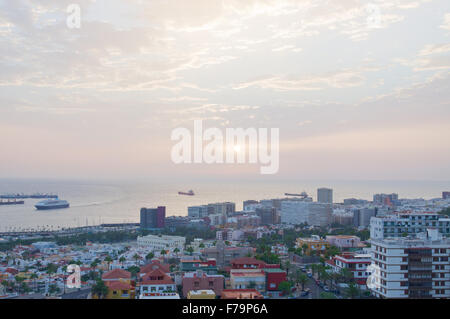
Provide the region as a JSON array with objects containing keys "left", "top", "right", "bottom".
[{"left": 0, "top": 178, "right": 448, "bottom": 231}]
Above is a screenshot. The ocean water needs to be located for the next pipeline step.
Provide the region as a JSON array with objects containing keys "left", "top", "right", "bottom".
[{"left": 0, "top": 178, "right": 448, "bottom": 231}]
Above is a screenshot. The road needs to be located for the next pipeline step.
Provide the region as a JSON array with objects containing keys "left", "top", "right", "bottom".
[{"left": 289, "top": 262, "right": 339, "bottom": 299}]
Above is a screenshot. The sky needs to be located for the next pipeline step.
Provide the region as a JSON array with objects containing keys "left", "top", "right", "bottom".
[{"left": 0, "top": 0, "right": 449, "bottom": 181}]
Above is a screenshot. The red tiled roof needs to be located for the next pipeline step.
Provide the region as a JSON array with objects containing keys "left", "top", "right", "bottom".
[
  {"left": 102, "top": 268, "right": 131, "bottom": 280},
  {"left": 140, "top": 268, "right": 174, "bottom": 285},
  {"left": 140, "top": 278, "right": 174, "bottom": 285},
  {"left": 105, "top": 281, "right": 133, "bottom": 291},
  {"left": 5, "top": 268, "right": 19, "bottom": 275},
  {"left": 140, "top": 261, "right": 170, "bottom": 275}
]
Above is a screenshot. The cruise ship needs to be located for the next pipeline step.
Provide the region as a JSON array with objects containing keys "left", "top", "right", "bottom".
[{"left": 35, "top": 199, "right": 70, "bottom": 210}]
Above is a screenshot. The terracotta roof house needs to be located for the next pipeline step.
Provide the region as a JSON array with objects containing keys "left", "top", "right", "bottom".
[
  {"left": 138, "top": 268, "right": 178, "bottom": 299},
  {"left": 230, "top": 257, "right": 266, "bottom": 269},
  {"left": 139, "top": 260, "right": 170, "bottom": 276},
  {"left": 102, "top": 268, "right": 131, "bottom": 281}
]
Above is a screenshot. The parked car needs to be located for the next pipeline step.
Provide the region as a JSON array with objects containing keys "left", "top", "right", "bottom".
[
  {"left": 300, "top": 291, "right": 309, "bottom": 297},
  {"left": 307, "top": 273, "right": 312, "bottom": 278},
  {"left": 323, "top": 286, "right": 330, "bottom": 292}
]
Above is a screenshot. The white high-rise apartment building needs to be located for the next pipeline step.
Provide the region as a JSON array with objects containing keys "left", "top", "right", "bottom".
[
  {"left": 370, "top": 229, "right": 450, "bottom": 299},
  {"left": 370, "top": 211, "right": 450, "bottom": 240}
]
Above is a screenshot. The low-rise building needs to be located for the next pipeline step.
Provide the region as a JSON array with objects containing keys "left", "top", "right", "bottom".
[
  {"left": 187, "top": 289, "right": 216, "bottom": 299},
  {"left": 326, "top": 252, "right": 371, "bottom": 289},
  {"left": 137, "top": 234, "right": 186, "bottom": 252},
  {"left": 180, "top": 259, "right": 218, "bottom": 275},
  {"left": 230, "top": 269, "right": 266, "bottom": 291},
  {"left": 182, "top": 270, "right": 224, "bottom": 297},
  {"left": 221, "top": 289, "right": 264, "bottom": 299},
  {"left": 296, "top": 236, "right": 330, "bottom": 255},
  {"left": 326, "top": 235, "right": 361, "bottom": 249},
  {"left": 138, "top": 268, "right": 178, "bottom": 299},
  {"left": 101, "top": 269, "right": 134, "bottom": 299}
]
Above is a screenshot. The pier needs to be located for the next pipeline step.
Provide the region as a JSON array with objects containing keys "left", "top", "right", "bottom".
[{"left": 0, "top": 193, "right": 58, "bottom": 199}]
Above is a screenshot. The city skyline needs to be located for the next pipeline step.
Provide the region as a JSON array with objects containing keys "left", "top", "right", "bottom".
[{"left": 0, "top": 0, "right": 449, "bottom": 181}]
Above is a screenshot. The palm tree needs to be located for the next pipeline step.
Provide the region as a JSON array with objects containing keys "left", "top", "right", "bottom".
[
  {"left": 30, "top": 273, "right": 38, "bottom": 292},
  {"left": 145, "top": 252, "right": 154, "bottom": 261},
  {"left": 104, "top": 256, "right": 113, "bottom": 270},
  {"left": 133, "top": 254, "right": 140, "bottom": 267},
  {"left": 340, "top": 268, "right": 353, "bottom": 283},
  {"left": 173, "top": 248, "right": 180, "bottom": 256},
  {"left": 302, "top": 244, "right": 309, "bottom": 256},
  {"left": 344, "top": 282, "right": 360, "bottom": 299},
  {"left": 283, "top": 261, "right": 291, "bottom": 277},
  {"left": 46, "top": 263, "right": 58, "bottom": 294},
  {"left": 297, "top": 273, "right": 308, "bottom": 291}
]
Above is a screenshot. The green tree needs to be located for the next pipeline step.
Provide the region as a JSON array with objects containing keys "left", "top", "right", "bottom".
[
  {"left": 344, "top": 282, "right": 360, "bottom": 299},
  {"left": 127, "top": 266, "right": 140, "bottom": 278},
  {"left": 133, "top": 253, "right": 141, "bottom": 266},
  {"left": 145, "top": 252, "right": 154, "bottom": 261},
  {"left": 91, "top": 280, "right": 108, "bottom": 299},
  {"left": 278, "top": 281, "right": 293, "bottom": 296},
  {"left": 320, "top": 292, "right": 337, "bottom": 299},
  {"left": 296, "top": 272, "right": 309, "bottom": 291}
]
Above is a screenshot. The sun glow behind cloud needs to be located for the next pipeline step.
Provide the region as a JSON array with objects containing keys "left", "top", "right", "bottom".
[{"left": 0, "top": 0, "right": 449, "bottom": 180}]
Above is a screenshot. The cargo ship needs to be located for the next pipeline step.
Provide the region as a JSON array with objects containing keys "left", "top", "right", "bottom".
[
  {"left": 284, "top": 191, "right": 309, "bottom": 198},
  {"left": 35, "top": 199, "right": 70, "bottom": 210},
  {"left": 0, "top": 199, "right": 25, "bottom": 205},
  {"left": 178, "top": 190, "right": 195, "bottom": 196}
]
